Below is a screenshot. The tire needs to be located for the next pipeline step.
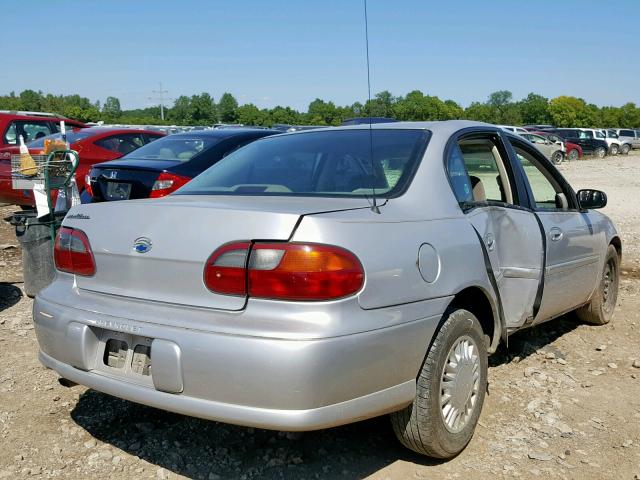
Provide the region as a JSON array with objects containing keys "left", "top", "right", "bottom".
[
  {"left": 551, "top": 151, "right": 564, "bottom": 165},
  {"left": 568, "top": 149, "right": 579, "bottom": 161},
  {"left": 609, "top": 144, "right": 619, "bottom": 155},
  {"left": 594, "top": 147, "right": 606, "bottom": 159},
  {"left": 576, "top": 245, "right": 619, "bottom": 325},
  {"left": 620, "top": 144, "right": 631, "bottom": 155},
  {"left": 390, "top": 308, "right": 488, "bottom": 458}
]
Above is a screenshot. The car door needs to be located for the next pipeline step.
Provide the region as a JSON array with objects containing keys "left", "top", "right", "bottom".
[
  {"left": 507, "top": 137, "right": 602, "bottom": 323},
  {"left": 447, "top": 130, "right": 544, "bottom": 331}
]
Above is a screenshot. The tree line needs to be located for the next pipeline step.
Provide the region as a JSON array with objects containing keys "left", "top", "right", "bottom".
[{"left": 1, "top": 89, "right": 639, "bottom": 128}]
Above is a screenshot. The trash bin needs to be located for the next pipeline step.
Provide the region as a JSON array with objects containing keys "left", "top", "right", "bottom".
[{"left": 9, "top": 210, "right": 64, "bottom": 298}]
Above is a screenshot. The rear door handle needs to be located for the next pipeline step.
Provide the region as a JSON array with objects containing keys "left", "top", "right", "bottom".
[{"left": 549, "top": 228, "right": 563, "bottom": 241}]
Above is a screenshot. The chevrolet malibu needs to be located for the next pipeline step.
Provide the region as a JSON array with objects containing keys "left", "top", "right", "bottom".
[{"left": 33, "top": 121, "right": 620, "bottom": 458}]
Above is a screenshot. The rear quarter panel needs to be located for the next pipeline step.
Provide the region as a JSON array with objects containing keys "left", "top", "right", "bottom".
[{"left": 293, "top": 205, "right": 494, "bottom": 314}]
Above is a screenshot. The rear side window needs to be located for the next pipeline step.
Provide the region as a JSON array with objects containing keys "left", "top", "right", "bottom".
[
  {"left": 620, "top": 129, "right": 635, "bottom": 137},
  {"left": 177, "top": 129, "right": 428, "bottom": 198},
  {"left": 95, "top": 133, "right": 147, "bottom": 155}
]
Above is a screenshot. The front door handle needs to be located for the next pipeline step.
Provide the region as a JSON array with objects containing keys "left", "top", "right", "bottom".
[{"left": 549, "top": 227, "right": 563, "bottom": 242}]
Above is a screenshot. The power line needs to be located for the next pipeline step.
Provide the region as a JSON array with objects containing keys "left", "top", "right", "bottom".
[{"left": 149, "top": 82, "right": 168, "bottom": 120}]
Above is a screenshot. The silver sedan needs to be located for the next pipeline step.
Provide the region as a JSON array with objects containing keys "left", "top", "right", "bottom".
[{"left": 34, "top": 120, "right": 620, "bottom": 458}]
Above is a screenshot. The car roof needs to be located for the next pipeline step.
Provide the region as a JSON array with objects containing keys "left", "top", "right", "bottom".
[
  {"left": 68, "top": 126, "right": 165, "bottom": 136},
  {"left": 167, "top": 128, "right": 278, "bottom": 139}
]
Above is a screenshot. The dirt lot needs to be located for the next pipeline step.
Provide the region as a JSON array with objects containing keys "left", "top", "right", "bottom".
[{"left": 1, "top": 154, "right": 639, "bottom": 480}]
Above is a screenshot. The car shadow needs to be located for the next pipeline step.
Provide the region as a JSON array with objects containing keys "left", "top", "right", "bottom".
[
  {"left": 0, "top": 283, "right": 23, "bottom": 312},
  {"left": 71, "top": 392, "right": 443, "bottom": 479},
  {"left": 489, "top": 312, "right": 581, "bottom": 367}
]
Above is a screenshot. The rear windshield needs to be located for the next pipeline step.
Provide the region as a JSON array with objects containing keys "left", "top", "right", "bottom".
[
  {"left": 124, "top": 136, "right": 219, "bottom": 162},
  {"left": 27, "top": 129, "right": 92, "bottom": 147},
  {"left": 176, "top": 129, "right": 429, "bottom": 198}
]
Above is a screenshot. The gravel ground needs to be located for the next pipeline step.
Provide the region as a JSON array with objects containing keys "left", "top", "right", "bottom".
[{"left": 1, "top": 153, "right": 640, "bottom": 480}]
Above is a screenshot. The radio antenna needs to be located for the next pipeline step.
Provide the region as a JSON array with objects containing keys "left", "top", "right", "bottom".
[{"left": 364, "top": 0, "right": 380, "bottom": 214}]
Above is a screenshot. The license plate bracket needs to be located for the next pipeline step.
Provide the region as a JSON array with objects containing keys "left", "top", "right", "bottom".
[
  {"left": 105, "top": 181, "right": 132, "bottom": 200},
  {"left": 96, "top": 329, "right": 153, "bottom": 382}
]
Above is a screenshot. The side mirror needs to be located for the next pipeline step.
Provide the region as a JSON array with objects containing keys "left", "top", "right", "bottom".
[{"left": 577, "top": 189, "right": 607, "bottom": 209}]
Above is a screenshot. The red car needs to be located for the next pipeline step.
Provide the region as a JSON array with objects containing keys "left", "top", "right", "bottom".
[
  {"left": 0, "top": 127, "right": 164, "bottom": 207},
  {"left": 531, "top": 130, "right": 583, "bottom": 161},
  {"left": 0, "top": 110, "right": 86, "bottom": 149}
]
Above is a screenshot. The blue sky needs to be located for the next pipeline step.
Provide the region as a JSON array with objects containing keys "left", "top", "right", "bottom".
[{"left": 1, "top": 1, "right": 638, "bottom": 111}]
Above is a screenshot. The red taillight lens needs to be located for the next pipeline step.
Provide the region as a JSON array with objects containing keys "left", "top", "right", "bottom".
[
  {"left": 149, "top": 172, "right": 191, "bottom": 198},
  {"left": 203, "top": 242, "right": 364, "bottom": 301},
  {"left": 203, "top": 242, "right": 251, "bottom": 295},
  {"left": 54, "top": 226, "right": 96, "bottom": 276},
  {"left": 84, "top": 172, "right": 93, "bottom": 197}
]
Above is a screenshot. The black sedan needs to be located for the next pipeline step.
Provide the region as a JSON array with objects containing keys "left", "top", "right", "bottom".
[{"left": 86, "top": 128, "right": 278, "bottom": 201}]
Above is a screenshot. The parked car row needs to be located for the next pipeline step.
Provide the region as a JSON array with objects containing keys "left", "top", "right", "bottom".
[
  {"left": 498, "top": 123, "right": 640, "bottom": 163},
  {"left": 27, "top": 119, "right": 621, "bottom": 459}
]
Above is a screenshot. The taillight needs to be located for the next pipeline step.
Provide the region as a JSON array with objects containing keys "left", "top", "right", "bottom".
[
  {"left": 203, "top": 242, "right": 364, "bottom": 301},
  {"left": 54, "top": 226, "right": 96, "bottom": 276},
  {"left": 149, "top": 172, "right": 191, "bottom": 198},
  {"left": 204, "top": 242, "right": 251, "bottom": 295},
  {"left": 84, "top": 172, "right": 93, "bottom": 197}
]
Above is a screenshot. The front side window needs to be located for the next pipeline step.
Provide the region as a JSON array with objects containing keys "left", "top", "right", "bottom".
[
  {"left": 177, "top": 129, "right": 429, "bottom": 197},
  {"left": 515, "top": 147, "right": 567, "bottom": 210},
  {"left": 594, "top": 131, "right": 605, "bottom": 139}
]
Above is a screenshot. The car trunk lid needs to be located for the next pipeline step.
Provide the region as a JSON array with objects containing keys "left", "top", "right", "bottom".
[
  {"left": 91, "top": 161, "right": 180, "bottom": 201},
  {"left": 63, "top": 195, "right": 369, "bottom": 310}
]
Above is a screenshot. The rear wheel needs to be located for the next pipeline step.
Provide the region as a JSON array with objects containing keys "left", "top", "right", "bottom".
[
  {"left": 551, "top": 151, "right": 564, "bottom": 165},
  {"left": 568, "top": 149, "right": 579, "bottom": 161},
  {"left": 594, "top": 147, "right": 606, "bottom": 159},
  {"left": 390, "top": 308, "right": 488, "bottom": 458},
  {"left": 620, "top": 144, "right": 631, "bottom": 155},
  {"left": 609, "top": 144, "right": 619, "bottom": 155},
  {"left": 576, "top": 245, "right": 619, "bottom": 325}
]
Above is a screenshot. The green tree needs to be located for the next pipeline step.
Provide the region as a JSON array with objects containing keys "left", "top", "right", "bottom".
[
  {"left": 518, "top": 93, "right": 550, "bottom": 125},
  {"left": 168, "top": 96, "right": 193, "bottom": 124},
  {"left": 102, "top": 96, "right": 122, "bottom": 120},
  {"left": 19, "top": 89, "right": 43, "bottom": 111},
  {"left": 190, "top": 93, "right": 217, "bottom": 124},
  {"left": 218, "top": 92, "right": 239, "bottom": 123},
  {"left": 548, "top": 96, "right": 594, "bottom": 127},
  {"left": 307, "top": 98, "right": 339, "bottom": 125},
  {"left": 237, "top": 103, "right": 270, "bottom": 126}
]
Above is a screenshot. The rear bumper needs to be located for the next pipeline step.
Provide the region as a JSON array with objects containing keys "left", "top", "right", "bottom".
[
  {"left": 33, "top": 292, "right": 443, "bottom": 430},
  {"left": 39, "top": 350, "right": 415, "bottom": 431}
]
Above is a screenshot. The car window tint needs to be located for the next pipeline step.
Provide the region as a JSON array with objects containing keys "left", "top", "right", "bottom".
[
  {"left": 125, "top": 136, "right": 219, "bottom": 162},
  {"left": 515, "top": 148, "right": 563, "bottom": 210},
  {"left": 95, "top": 134, "right": 146, "bottom": 155},
  {"left": 178, "top": 129, "right": 428, "bottom": 198},
  {"left": 446, "top": 145, "right": 473, "bottom": 203},
  {"left": 452, "top": 138, "right": 514, "bottom": 205},
  {"left": 3, "top": 121, "right": 54, "bottom": 144},
  {"left": 27, "top": 129, "right": 91, "bottom": 148},
  {"left": 620, "top": 129, "right": 634, "bottom": 137}
]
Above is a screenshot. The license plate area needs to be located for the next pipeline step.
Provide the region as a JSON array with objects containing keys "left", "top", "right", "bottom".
[
  {"left": 105, "top": 181, "right": 132, "bottom": 200},
  {"left": 94, "top": 330, "right": 154, "bottom": 385}
]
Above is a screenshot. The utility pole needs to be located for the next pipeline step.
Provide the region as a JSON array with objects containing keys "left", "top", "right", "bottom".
[{"left": 150, "top": 82, "right": 168, "bottom": 120}]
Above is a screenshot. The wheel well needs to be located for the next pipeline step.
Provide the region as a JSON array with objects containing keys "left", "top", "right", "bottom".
[
  {"left": 610, "top": 236, "right": 622, "bottom": 261},
  {"left": 449, "top": 287, "right": 498, "bottom": 352}
]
